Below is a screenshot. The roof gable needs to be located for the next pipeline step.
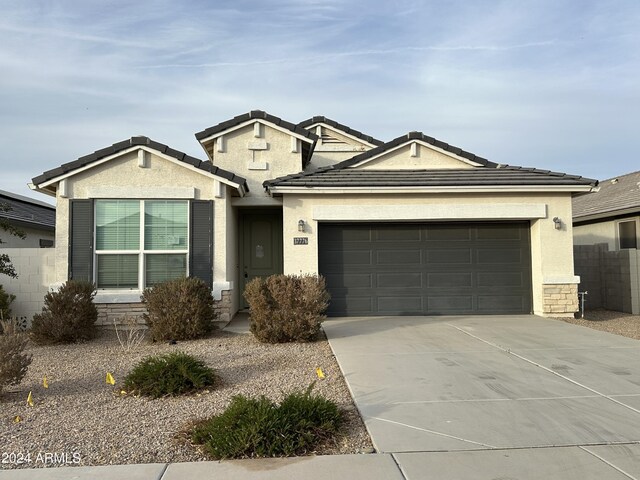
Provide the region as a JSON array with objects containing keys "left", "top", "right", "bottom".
[
  {"left": 297, "top": 116, "right": 383, "bottom": 148},
  {"left": 196, "top": 110, "right": 318, "bottom": 143},
  {"left": 196, "top": 110, "right": 318, "bottom": 167},
  {"left": 334, "top": 132, "right": 499, "bottom": 170},
  {"left": 573, "top": 170, "right": 640, "bottom": 221},
  {"left": 31, "top": 136, "right": 249, "bottom": 195}
]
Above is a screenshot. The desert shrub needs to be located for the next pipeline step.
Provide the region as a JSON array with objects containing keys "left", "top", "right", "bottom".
[
  {"left": 0, "top": 321, "right": 32, "bottom": 393},
  {"left": 0, "top": 284, "right": 16, "bottom": 326},
  {"left": 30, "top": 281, "right": 97, "bottom": 344},
  {"left": 124, "top": 351, "right": 216, "bottom": 398},
  {"left": 113, "top": 315, "right": 147, "bottom": 353},
  {"left": 142, "top": 277, "right": 216, "bottom": 342},
  {"left": 244, "top": 274, "right": 330, "bottom": 343},
  {"left": 191, "top": 384, "right": 342, "bottom": 459}
]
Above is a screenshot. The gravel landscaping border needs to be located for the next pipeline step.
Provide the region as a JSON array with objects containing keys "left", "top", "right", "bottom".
[
  {"left": 0, "top": 329, "right": 372, "bottom": 469},
  {"left": 555, "top": 309, "right": 640, "bottom": 340}
]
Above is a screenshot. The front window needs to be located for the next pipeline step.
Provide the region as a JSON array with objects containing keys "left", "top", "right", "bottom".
[{"left": 95, "top": 200, "right": 188, "bottom": 289}]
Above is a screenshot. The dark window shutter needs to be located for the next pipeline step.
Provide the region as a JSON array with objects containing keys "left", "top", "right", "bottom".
[
  {"left": 190, "top": 200, "right": 214, "bottom": 287},
  {"left": 69, "top": 199, "right": 94, "bottom": 282}
]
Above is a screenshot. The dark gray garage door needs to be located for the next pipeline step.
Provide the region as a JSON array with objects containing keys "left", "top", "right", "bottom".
[{"left": 318, "top": 222, "right": 532, "bottom": 316}]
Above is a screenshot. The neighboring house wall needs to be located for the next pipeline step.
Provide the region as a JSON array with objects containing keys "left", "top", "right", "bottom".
[
  {"left": 1, "top": 248, "right": 55, "bottom": 321},
  {"left": 574, "top": 244, "right": 640, "bottom": 314},
  {"left": 573, "top": 220, "right": 616, "bottom": 250},
  {"left": 281, "top": 191, "right": 577, "bottom": 317},
  {"left": 0, "top": 225, "right": 55, "bottom": 248}
]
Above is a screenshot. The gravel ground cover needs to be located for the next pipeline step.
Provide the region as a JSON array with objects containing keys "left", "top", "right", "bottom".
[
  {"left": 556, "top": 309, "right": 640, "bottom": 340},
  {"left": 0, "top": 329, "right": 372, "bottom": 469}
]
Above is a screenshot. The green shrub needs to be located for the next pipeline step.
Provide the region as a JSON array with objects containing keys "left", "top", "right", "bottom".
[
  {"left": 124, "top": 351, "right": 216, "bottom": 398},
  {"left": 244, "top": 274, "right": 330, "bottom": 343},
  {"left": 191, "top": 385, "right": 342, "bottom": 459},
  {"left": 0, "top": 284, "right": 16, "bottom": 328},
  {"left": 142, "top": 277, "right": 216, "bottom": 341},
  {"left": 30, "top": 281, "right": 97, "bottom": 344},
  {"left": 0, "top": 322, "right": 32, "bottom": 394}
]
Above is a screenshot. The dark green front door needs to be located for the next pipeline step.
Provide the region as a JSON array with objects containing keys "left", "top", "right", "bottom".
[{"left": 240, "top": 214, "right": 283, "bottom": 308}]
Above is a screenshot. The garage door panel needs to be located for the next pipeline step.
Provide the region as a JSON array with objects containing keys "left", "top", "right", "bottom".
[
  {"left": 427, "top": 273, "right": 473, "bottom": 288},
  {"left": 477, "top": 248, "right": 523, "bottom": 264},
  {"left": 377, "top": 249, "right": 421, "bottom": 265},
  {"left": 378, "top": 296, "right": 423, "bottom": 313},
  {"left": 425, "top": 226, "right": 471, "bottom": 241},
  {"left": 478, "top": 272, "right": 526, "bottom": 287},
  {"left": 325, "top": 273, "right": 372, "bottom": 288},
  {"left": 320, "top": 250, "right": 372, "bottom": 267},
  {"left": 319, "top": 223, "right": 531, "bottom": 316},
  {"left": 476, "top": 225, "right": 524, "bottom": 240},
  {"left": 427, "top": 296, "right": 474, "bottom": 312},
  {"left": 478, "top": 295, "right": 528, "bottom": 312},
  {"left": 426, "top": 249, "right": 472, "bottom": 264},
  {"left": 377, "top": 272, "right": 422, "bottom": 288},
  {"left": 376, "top": 227, "right": 421, "bottom": 241}
]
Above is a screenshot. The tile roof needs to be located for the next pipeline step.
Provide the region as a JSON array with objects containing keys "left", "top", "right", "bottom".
[
  {"left": 264, "top": 167, "right": 597, "bottom": 190},
  {"left": 573, "top": 170, "right": 640, "bottom": 220},
  {"left": 31, "top": 136, "right": 249, "bottom": 192},
  {"left": 297, "top": 116, "right": 384, "bottom": 146},
  {"left": 195, "top": 110, "right": 319, "bottom": 142},
  {"left": 0, "top": 190, "right": 55, "bottom": 229},
  {"left": 333, "top": 131, "right": 500, "bottom": 169}
]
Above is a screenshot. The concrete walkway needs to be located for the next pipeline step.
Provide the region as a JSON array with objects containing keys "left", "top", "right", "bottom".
[{"left": 4, "top": 315, "right": 640, "bottom": 479}]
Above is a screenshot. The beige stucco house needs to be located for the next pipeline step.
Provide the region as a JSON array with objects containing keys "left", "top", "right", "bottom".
[{"left": 30, "top": 111, "right": 597, "bottom": 323}]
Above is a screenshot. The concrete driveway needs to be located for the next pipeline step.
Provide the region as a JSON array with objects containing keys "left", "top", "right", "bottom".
[{"left": 323, "top": 315, "right": 640, "bottom": 479}]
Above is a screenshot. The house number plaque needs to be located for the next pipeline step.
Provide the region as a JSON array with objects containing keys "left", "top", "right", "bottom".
[{"left": 293, "top": 237, "right": 308, "bottom": 245}]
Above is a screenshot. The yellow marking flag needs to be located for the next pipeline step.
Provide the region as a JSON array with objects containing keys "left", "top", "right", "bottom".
[
  {"left": 14, "top": 415, "right": 22, "bottom": 423},
  {"left": 43, "top": 376, "right": 49, "bottom": 389},
  {"left": 106, "top": 372, "right": 115, "bottom": 385},
  {"left": 315, "top": 367, "right": 325, "bottom": 379},
  {"left": 26, "top": 391, "right": 34, "bottom": 407}
]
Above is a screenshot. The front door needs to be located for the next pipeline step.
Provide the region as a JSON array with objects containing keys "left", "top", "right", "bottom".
[{"left": 240, "top": 213, "right": 283, "bottom": 308}]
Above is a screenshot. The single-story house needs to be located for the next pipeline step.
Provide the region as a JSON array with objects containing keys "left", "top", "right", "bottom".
[
  {"left": 572, "top": 170, "right": 640, "bottom": 314},
  {"left": 30, "top": 111, "right": 597, "bottom": 323},
  {"left": 573, "top": 170, "right": 640, "bottom": 250},
  {"left": 0, "top": 189, "right": 55, "bottom": 248}
]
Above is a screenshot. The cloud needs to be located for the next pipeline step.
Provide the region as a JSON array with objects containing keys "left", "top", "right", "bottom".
[{"left": 0, "top": 0, "right": 639, "bottom": 200}]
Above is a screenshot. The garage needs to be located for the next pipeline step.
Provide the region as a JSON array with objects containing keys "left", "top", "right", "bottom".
[{"left": 318, "top": 222, "right": 532, "bottom": 316}]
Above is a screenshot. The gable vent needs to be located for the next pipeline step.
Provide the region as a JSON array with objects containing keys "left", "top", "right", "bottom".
[{"left": 321, "top": 127, "right": 347, "bottom": 145}]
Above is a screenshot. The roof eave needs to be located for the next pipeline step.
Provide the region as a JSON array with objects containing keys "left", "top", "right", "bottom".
[
  {"left": 265, "top": 184, "right": 596, "bottom": 195},
  {"left": 573, "top": 206, "right": 640, "bottom": 224}
]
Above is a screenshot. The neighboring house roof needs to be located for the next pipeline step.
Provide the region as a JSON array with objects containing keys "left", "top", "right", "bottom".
[
  {"left": 0, "top": 189, "right": 55, "bottom": 230},
  {"left": 31, "top": 136, "right": 249, "bottom": 193},
  {"left": 297, "top": 116, "right": 384, "bottom": 146},
  {"left": 264, "top": 131, "right": 597, "bottom": 192},
  {"left": 573, "top": 170, "right": 640, "bottom": 222}
]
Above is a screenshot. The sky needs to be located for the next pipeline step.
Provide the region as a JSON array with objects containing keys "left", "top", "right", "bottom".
[{"left": 1, "top": 0, "right": 639, "bottom": 204}]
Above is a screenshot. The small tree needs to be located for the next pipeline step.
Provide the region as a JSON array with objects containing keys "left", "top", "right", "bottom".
[{"left": 0, "top": 202, "right": 26, "bottom": 279}]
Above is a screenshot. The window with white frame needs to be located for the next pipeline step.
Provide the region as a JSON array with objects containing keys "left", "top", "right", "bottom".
[
  {"left": 95, "top": 200, "right": 188, "bottom": 289},
  {"left": 618, "top": 219, "right": 638, "bottom": 250}
]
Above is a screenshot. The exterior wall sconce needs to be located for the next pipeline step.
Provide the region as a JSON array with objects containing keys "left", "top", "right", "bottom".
[
  {"left": 298, "top": 220, "right": 306, "bottom": 232},
  {"left": 553, "top": 217, "right": 562, "bottom": 230}
]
